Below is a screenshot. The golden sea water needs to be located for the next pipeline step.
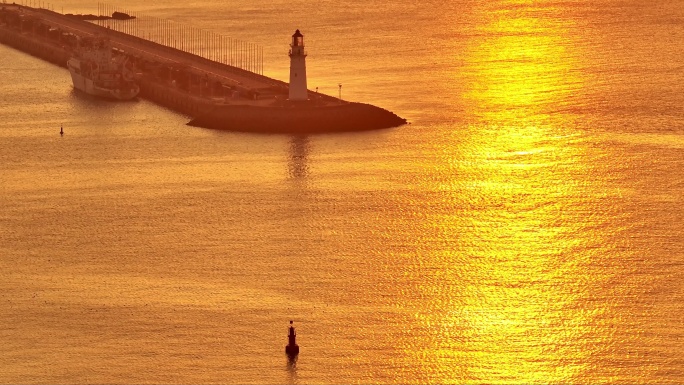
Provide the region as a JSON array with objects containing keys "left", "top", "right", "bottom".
[{"left": 1, "top": 0, "right": 683, "bottom": 383}]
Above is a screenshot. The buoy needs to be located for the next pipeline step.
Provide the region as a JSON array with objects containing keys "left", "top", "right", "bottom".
[
  {"left": 285, "top": 320, "right": 299, "bottom": 356},
  {"left": 60, "top": 125, "right": 64, "bottom": 136}
]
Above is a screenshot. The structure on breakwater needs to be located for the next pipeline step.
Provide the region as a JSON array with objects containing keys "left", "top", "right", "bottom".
[{"left": 0, "top": 4, "right": 406, "bottom": 133}]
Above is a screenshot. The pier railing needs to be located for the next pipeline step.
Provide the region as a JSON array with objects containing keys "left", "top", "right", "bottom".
[
  {"left": 93, "top": 3, "right": 263, "bottom": 76},
  {"left": 91, "top": 3, "right": 263, "bottom": 76}
]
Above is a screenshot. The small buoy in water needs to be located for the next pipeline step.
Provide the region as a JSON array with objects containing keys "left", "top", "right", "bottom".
[
  {"left": 60, "top": 125, "right": 64, "bottom": 136},
  {"left": 285, "top": 320, "right": 299, "bottom": 356}
]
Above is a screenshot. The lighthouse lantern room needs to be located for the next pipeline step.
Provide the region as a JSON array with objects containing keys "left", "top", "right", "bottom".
[{"left": 288, "top": 29, "right": 308, "bottom": 101}]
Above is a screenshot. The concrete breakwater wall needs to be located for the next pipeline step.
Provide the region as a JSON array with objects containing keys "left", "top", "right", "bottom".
[
  {"left": 0, "top": 24, "right": 218, "bottom": 117},
  {"left": 0, "top": 5, "right": 406, "bottom": 133},
  {"left": 138, "top": 77, "right": 215, "bottom": 117},
  {"left": 0, "top": 27, "right": 70, "bottom": 67},
  {"left": 188, "top": 102, "right": 407, "bottom": 134}
]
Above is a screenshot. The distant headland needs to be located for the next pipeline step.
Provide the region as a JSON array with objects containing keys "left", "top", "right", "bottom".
[{"left": 64, "top": 11, "right": 135, "bottom": 21}]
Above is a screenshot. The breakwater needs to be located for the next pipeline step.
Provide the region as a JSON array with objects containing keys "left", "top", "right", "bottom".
[
  {"left": 0, "top": 19, "right": 70, "bottom": 67},
  {"left": 189, "top": 103, "right": 408, "bottom": 134},
  {"left": 0, "top": 4, "right": 405, "bottom": 133}
]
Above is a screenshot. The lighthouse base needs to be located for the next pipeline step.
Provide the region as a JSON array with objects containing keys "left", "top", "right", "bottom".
[
  {"left": 187, "top": 102, "right": 406, "bottom": 134},
  {"left": 285, "top": 344, "right": 300, "bottom": 356}
]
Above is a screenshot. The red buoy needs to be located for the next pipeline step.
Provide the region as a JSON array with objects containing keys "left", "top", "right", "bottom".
[{"left": 285, "top": 320, "right": 299, "bottom": 356}]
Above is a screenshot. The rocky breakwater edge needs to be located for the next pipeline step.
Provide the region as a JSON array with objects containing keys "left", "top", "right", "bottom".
[{"left": 188, "top": 100, "right": 407, "bottom": 134}]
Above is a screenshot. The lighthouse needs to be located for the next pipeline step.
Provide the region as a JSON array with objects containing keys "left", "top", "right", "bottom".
[{"left": 288, "top": 29, "right": 308, "bottom": 101}]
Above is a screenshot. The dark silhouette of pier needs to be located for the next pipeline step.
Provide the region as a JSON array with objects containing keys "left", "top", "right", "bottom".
[
  {"left": 0, "top": 4, "right": 338, "bottom": 112},
  {"left": 0, "top": 3, "right": 406, "bottom": 133}
]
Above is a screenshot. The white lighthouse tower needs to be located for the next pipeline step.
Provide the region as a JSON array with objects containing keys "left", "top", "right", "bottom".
[{"left": 288, "top": 29, "right": 308, "bottom": 101}]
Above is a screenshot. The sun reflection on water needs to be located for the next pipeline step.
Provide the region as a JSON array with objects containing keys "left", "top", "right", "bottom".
[{"left": 400, "top": 4, "right": 617, "bottom": 383}]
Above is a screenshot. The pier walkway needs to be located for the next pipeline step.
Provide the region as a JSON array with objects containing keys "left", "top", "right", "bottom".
[{"left": 5, "top": 5, "right": 289, "bottom": 95}]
